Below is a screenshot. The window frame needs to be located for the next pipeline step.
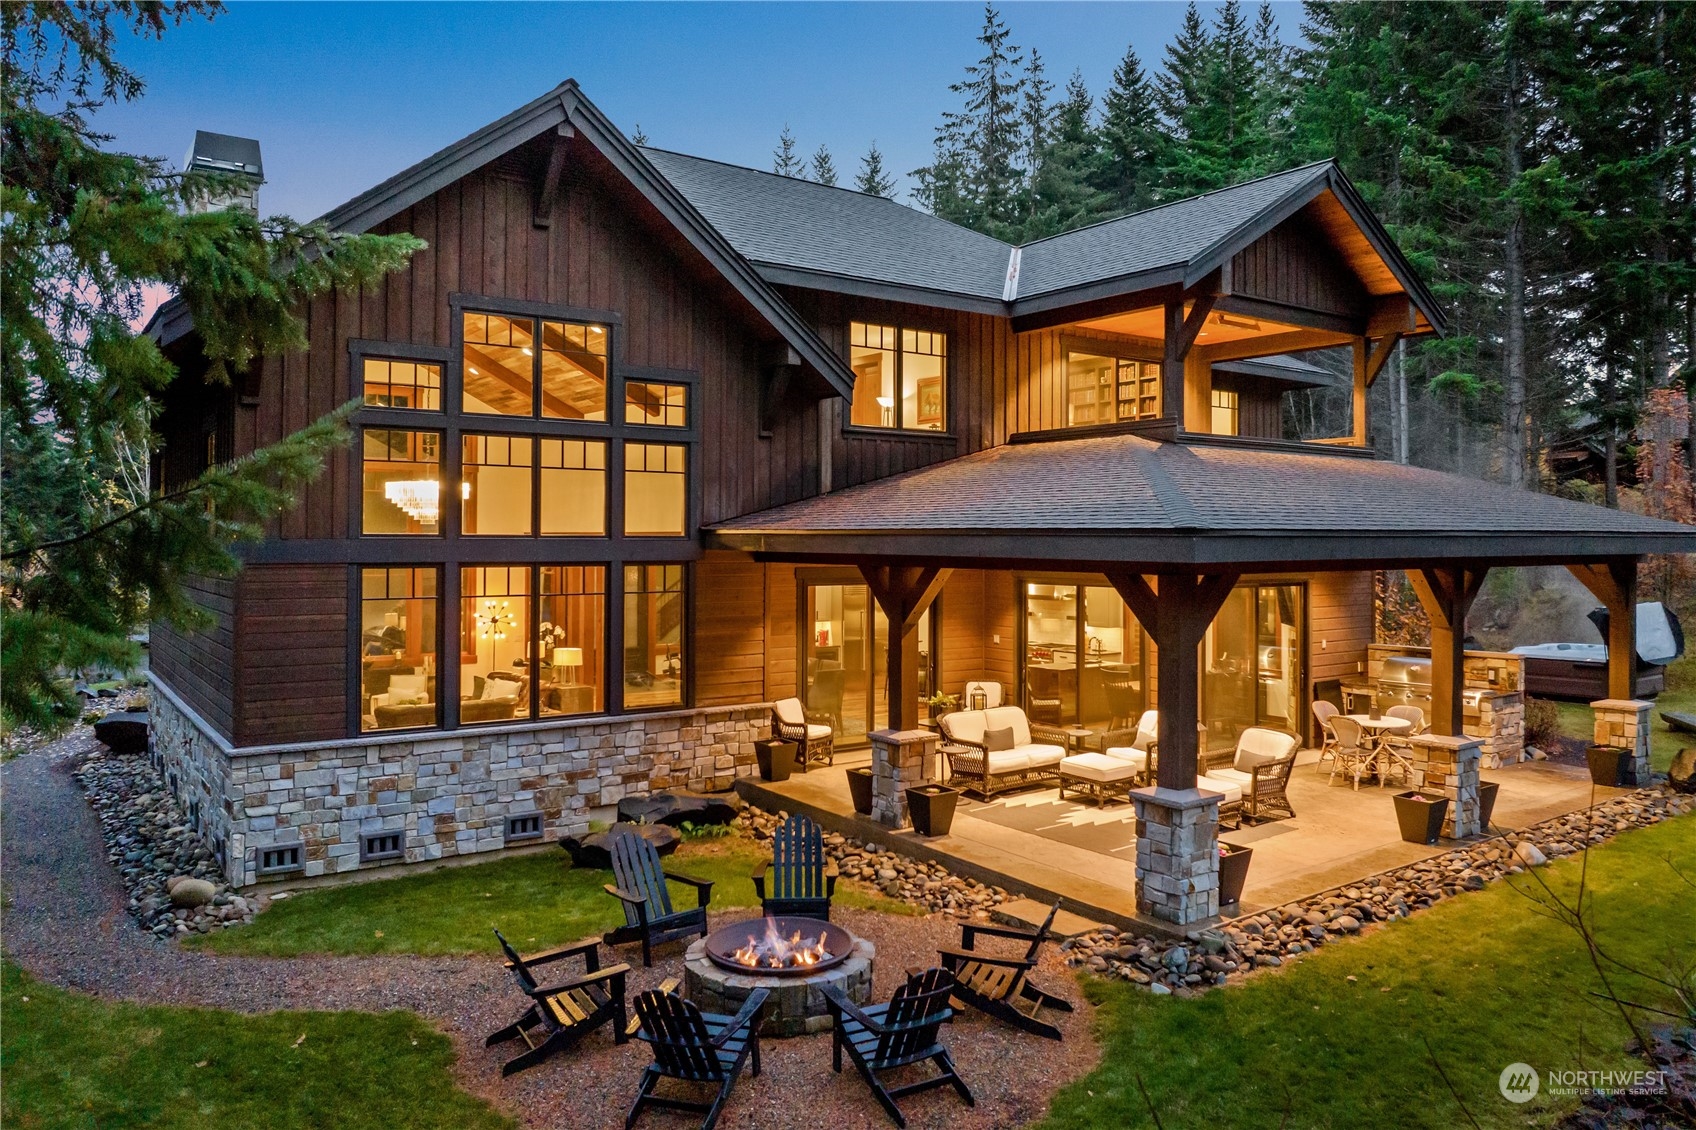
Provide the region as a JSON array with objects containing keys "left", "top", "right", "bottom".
[
  {"left": 842, "top": 318, "right": 953, "bottom": 437},
  {"left": 1060, "top": 335, "right": 1164, "bottom": 429},
  {"left": 353, "top": 565, "right": 445, "bottom": 735}
]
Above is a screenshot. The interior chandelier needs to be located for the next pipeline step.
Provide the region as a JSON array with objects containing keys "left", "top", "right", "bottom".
[
  {"left": 477, "top": 599, "right": 515, "bottom": 641},
  {"left": 383, "top": 479, "right": 470, "bottom": 523}
]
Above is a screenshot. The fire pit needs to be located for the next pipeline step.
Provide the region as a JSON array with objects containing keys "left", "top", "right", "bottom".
[{"left": 685, "top": 916, "right": 874, "bottom": 1036}]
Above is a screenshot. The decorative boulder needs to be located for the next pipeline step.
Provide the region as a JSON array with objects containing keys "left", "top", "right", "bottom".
[
  {"left": 617, "top": 790, "right": 740, "bottom": 828},
  {"left": 560, "top": 822, "right": 679, "bottom": 869},
  {"left": 1669, "top": 749, "right": 1696, "bottom": 795},
  {"left": 92, "top": 711, "right": 149, "bottom": 755},
  {"left": 168, "top": 877, "right": 216, "bottom": 909}
]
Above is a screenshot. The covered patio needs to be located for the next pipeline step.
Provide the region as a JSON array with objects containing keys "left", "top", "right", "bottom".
[{"left": 714, "top": 432, "right": 1696, "bottom": 932}]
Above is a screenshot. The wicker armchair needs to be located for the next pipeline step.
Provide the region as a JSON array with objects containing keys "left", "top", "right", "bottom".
[
  {"left": 937, "top": 706, "right": 1069, "bottom": 799},
  {"left": 770, "top": 697, "right": 834, "bottom": 771},
  {"left": 1201, "top": 726, "right": 1300, "bottom": 823}
]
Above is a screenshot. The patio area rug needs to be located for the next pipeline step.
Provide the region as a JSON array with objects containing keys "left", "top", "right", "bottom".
[{"left": 961, "top": 790, "right": 1140, "bottom": 859}]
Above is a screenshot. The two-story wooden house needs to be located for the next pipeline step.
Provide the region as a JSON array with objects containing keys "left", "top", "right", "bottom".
[{"left": 146, "top": 82, "right": 1694, "bottom": 921}]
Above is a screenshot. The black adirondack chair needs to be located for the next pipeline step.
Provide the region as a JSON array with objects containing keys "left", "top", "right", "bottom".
[
  {"left": 822, "top": 967, "right": 974, "bottom": 1129},
  {"left": 487, "top": 930, "right": 631, "bottom": 1076},
  {"left": 751, "top": 813, "right": 838, "bottom": 919},
  {"left": 936, "top": 900, "right": 1072, "bottom": 1041},
  {"left": 626, "top": 987, "right": 769, "bottom": 1130},
  {"left": 603, "top": 827, "right": 713, "bottom": 967}
]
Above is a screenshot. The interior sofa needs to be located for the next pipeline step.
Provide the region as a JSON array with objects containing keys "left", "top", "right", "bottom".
[{"left": 937, "top": 705, "right": 1068, "bottom": 799}]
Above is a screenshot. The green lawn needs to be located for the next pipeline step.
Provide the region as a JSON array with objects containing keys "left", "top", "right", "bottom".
[
  {"left": 0, "top": 962, "right": 511, "bottom": 1130},
  {"left": 1039, "top": 813, "right": 1696, "bottom": 1130},
  {"left": 191, "top": 835, "right": 912, "bottom": 958},
  {"left": 1549, "top": 654, "right": 1696, "bottom": 773}
]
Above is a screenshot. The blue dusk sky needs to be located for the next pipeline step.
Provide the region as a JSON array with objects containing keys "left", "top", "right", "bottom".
[{"left": 93, "top": 1, "right": 1302, "bottom": 223}]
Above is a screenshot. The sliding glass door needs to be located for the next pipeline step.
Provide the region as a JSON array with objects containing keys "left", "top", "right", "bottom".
[
  {"left": 1021, "top": 581, "right": 1148, "bottom": 730},
  {"left": 1201, "top": 583, "right": 1305, "bottom": 750},
  {"left": 801, "top": 578, "right": 937, "bottom": 746}
]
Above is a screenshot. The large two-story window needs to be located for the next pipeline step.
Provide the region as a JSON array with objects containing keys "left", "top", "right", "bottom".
[
  {"left": 624, "top": 564, "right": 685, "bottom": 709},
  {"left": 1066, "top": 351, "right": 1161, "bottom": 426},
  {"left": 848, "top": 322, "right": 947, "bottom": 431}
]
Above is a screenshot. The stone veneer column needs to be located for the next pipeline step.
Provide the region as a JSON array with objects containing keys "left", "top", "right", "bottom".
[
  {"left": 1404, "top": 733, "right": 1483, "bottom": 838},
  {"left": 1591, "top": 699, "right": 1653, "bottom": 786},
  {"left": 868, "top": 728, "right": 935, "bottom": 828},
  {"left": 1131, "top": 786, "right": 1220, "bottom": 926}
]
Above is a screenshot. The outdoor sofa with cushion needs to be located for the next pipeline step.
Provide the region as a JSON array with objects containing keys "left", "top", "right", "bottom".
[{"left": 937, "top": 706, "right": 1068, "bottom": 799}]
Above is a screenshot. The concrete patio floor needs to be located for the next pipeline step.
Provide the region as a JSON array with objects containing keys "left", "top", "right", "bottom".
[{"left": 736, "top": 748, "right": 1631, "bottom": 934}]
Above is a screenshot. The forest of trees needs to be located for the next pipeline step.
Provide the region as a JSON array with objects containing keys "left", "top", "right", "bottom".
[{"left": 772, "top": 2, "right": 1695, "bottom": 517}]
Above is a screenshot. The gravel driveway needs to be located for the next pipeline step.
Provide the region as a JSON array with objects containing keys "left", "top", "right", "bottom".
[{"left": 2, "top": 738, "right": 1100, "bottom": 1129}]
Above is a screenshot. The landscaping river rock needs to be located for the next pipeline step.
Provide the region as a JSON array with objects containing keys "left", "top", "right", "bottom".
[{"left": 73, "top": 743, "right": 256, "bottom": 937}]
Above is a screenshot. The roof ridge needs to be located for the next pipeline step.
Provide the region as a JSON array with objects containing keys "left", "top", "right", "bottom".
[
  {"left": 1128, "top": 438, "right": 1204, "bottom": 530},
  {"left": 639, "top": 145, "right": 1017, "bottom": 249},
  {"left": 1014, "top": 160, "right": 1336, "bottom": 250}
]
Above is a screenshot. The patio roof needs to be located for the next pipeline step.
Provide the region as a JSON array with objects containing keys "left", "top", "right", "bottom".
[{"left": 708, "top": 433, "right": 1696, "bottom": 569}]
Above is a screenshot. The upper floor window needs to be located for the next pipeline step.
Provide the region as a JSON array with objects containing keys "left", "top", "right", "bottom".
[
  {"left": 848, "top": 322, "right": 947, "bottom": 432},
  {"left": 625, "top": 381, "right": 688, "bottom": 427},
  {"left": 1210, "top": 388, "right": 1240, "bottom": 436},
  {"left": 463, "top": 312, "right": 608, "bottom": 420},
  {"left": 363, "top": 428, "right": 442, "bottom": 534},
  {"left": 363, "top": 358, "right": 442, "bottom": 410},
  {"left": 1066, "top": 352, "right": 1160, "bottom": 426},
  {"left": 625, "top": 442, "right": 687, "bottom": 536}
]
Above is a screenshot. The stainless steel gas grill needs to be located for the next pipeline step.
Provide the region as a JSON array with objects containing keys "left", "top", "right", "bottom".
[{"left": 1372, "top": 656, "right": 1484, "bottom": 722}]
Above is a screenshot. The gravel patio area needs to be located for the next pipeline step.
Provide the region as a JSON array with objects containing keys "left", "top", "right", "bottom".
[{"left": 2, "top": 736, "right": 1099, "bottom": 1129}]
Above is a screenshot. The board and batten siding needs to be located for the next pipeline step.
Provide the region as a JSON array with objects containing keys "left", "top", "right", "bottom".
[{"left": 149, "top": 575, "right": 237, "bottom": 740}]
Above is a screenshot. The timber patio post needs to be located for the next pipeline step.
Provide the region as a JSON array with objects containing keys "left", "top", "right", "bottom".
[
  {"left": 1107, "top": 570, "right": 1239, "bottom": 927},
  {"left": 1406, "top": 565, "right": 1488, "bottom": 736},
  {"left": 1568, "top": 559, "right": 1653, "bottom": 785},
  {"left": 860, "top": 564, "right": 952, "bottom": 827}
]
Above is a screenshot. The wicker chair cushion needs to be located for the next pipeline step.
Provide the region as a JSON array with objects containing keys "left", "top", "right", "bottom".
[
  {"left": 772, "top": 697, "right": 806, "bottom": 726},
  {"left": 983, "top": 706, "right": 1033, "bottom": 747},
  {"left": 1131, "top": 710, "right": 1159, "bottom": 751},
  {"left": 1099, "top": 747, "right": 1150, "bottom": 773},
  {"left": 1233, "top": 727, "right": 1298, "bottom": 772},
  {"left": 1197, "top": 773, "right": 1244, "bottom": 805},
  {"left": 1058, "top": 752, "right": 1142, "bottom": 783}
]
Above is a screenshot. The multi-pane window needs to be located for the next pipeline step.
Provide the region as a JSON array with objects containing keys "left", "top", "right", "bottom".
[
  {"left": 361, "top": 568, "right": 439, "bottom": 732},
  {"left": 849, "top": 322, "right": 947, "bottom": 431},
  {"left": 624, "top": 442, "right": 687, "bottom": 536},
  {"left": 1210, "top": 387, "right": 1240, "bottom": 436},
  {"left": 540, "top": 566, "right": 606, "bottom": 717},
  {"left": 363, "top": 358, "right": 441, "bottom": 410},
  {"left": 461, "top": 434, "right": 533, "bottom": 536},
  {"left": 625, "top": 381, "right": 688, "bottom": 427},
  {"left": 1066, "top": 352, "right": 1161, "bottom": 426},
  {"left": 462, "top": 312, "right": 608, "bottom": 420},
  {"left": 363, "top": 429, "right": 442, "bottom": 534},
  {"left": 460, "top": 565, "right": 531, "bottom": 724},
  {"left": 540, "top": 439, "right": 607, "bottom": 535},
  {"left": 624, "top": 564, "right": 685, "bottom": 709}
]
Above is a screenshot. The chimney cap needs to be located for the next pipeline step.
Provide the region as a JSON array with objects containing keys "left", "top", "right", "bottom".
[{"left": 186, "top": 130, "right": 263, "bottom": 179}]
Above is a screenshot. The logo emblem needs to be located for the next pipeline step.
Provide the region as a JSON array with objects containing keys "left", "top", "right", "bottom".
[{"left": 1499, "top": 1063, "right": 1540, "bottom": 1103}]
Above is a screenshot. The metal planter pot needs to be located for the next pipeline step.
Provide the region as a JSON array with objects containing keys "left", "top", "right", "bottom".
[
  {"left": 847, "top": 767, "right": 874, "bottom": 815},
  {"left": 1477, "top": 780, "right": 1500, "bottom": 831},
  {"left": 1218, "top": 842, "right": 1253, "bottom": 909},
  {"left": 905, "top": 784, "right": 959, "bottom": 837},
  {"left": 755, "top": 739, "right": 797, "bottom": 782},
  {"left": 1393, "top": 791, "right": 1449, "bottom": 845},
  {"left": 1586, "top": 744, "right": 1632, "bottom": 788}
]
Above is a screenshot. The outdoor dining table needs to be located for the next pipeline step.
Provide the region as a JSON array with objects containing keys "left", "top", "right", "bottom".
[{"left": 1343, "top": 714, "right": 1413, "bottom": 784}]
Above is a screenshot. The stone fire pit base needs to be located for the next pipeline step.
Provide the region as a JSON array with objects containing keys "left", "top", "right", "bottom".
[{"left": 683, "top": 928, "right": 875, "bottom": 1037}]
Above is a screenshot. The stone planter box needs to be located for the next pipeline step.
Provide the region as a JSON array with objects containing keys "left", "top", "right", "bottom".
[
  {"left": 904, "top": 784, "right": 958, "bottom": 837},
  {"left": 1586, "top": 744, "right": 1632, "bottom": 788},
  {"left": 1477, "top": 780, "right": 1500, "bottom": 831},
  {"left": 1393, "top": 791, "right": 1449, "bottom": 845},
  {"left": 846, "top": 767, "right": 874, "bottom": 815},
  {"left": 755, "top": 739, "right": 797, "bottom": 782},
  {"left": 1218, "top": 841, "right": 1252, "bottom": 909}
]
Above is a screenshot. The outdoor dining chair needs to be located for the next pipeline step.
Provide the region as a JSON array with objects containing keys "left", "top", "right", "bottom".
[
  {"left": 1311, "top": 699, "right": 1340, "bottom": 772},
  {"left": 1327, "top": 715, "right": 1375, "bottom": 790}
]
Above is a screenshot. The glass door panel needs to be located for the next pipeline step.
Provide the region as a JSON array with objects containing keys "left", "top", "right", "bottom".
[
  {"left": 1257, "top": 584, "right": 1304, "bottom": 735},
  {"left": 803, "top": 582, "right": 896, "bottom": 746},
  {"left": 1201, "top": 583, "right": 1306, "bottom": 752},
  {"left": 1082, "top": 585, "right": 1145, "bottom": 729}
]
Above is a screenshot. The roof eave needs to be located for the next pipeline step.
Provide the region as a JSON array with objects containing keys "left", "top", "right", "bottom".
[{"left": 754, "top": 262, "right": 1010, "bottom": 316}]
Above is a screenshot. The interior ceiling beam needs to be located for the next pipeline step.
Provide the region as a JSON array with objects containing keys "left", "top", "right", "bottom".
[{"left": 533, "top": 123, "right": 575, "bottom": 230}]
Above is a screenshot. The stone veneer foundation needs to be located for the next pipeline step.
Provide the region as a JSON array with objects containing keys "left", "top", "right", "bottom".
[{"left": 148, "top": 675, "right": 766, "bottom": 888}]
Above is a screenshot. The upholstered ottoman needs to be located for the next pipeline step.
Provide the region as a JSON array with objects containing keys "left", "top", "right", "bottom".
[{"left": 1057, "top": 752, "right": 1142, "bottom": 806}]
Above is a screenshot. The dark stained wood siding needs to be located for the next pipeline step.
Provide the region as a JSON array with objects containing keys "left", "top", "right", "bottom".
[
  {"left": 694, "top": 550, "right": 765, "bottom": 707},
  {"left": 150, "top": 575, "right": 237, "bottom": 739},
  {"left": 1307, "top": 570, "right": 1374, "bottom": 689},
  {"left": 1210, "top": 373, "right": 1284, "bottom": 440},
  {"left": 1231, "top": 216, "right": 1369, "bottom": 320},
  {"left": 233, "top": 565, "right": 347, "bottom": 746}
]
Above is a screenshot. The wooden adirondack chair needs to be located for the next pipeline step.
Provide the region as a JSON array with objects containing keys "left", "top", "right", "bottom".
[
  {"left": 935, "top": 900, "right": 1072, "bottom": 1041},
  {"left": 626, "top": 987, "right": 769, "bottom": 1130},
  {"left": 751, "top": 813, "right": 838, "bottom": 919},
  {"left": 486, "top": 930, "right": 631, "bottom": 1076},
  {"left": 822, "top": 967, "right": 975, "bottom": 1129},
  {"left": 602, "top": 828, "right": 713, "bottom": 967}
]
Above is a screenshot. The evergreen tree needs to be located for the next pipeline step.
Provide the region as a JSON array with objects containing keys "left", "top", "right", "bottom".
[
  {"left": 854, "top": 141, "right": 896, "bottom": 197},
  {"left": 1096, "top": 42, "right": 1166, "bottom": 213},
  {"left": 913, "top": 4, "right": 1027, "bottom": 232},
  {"left": 772, "top": 124, "right": 804, "bottom": 177},
  {"left": 810, "top": 144, "right": 838, "bottom": 186},
  {"left": 1018, "top": 46, "right": 1055, "bottom": 218},
  {"left": 1156, "top": 2, "right": 1212, "bottom": 140},
  {"left": 1025, "top": 71, "right": 1111, "bottom": 239},
  {"left": 0, "top": 3, "right": 421, "bottom": 729}
]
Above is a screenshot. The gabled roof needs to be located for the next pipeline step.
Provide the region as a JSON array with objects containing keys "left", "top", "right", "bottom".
[
  {"left": 641, "top": 149, "right": 1013, "bottom": 310},
  {"left": 709, "top": 432, "right": 1696, "bottom": 567},
  {"left": 1213, "top": 351, "right": 1340, "bottom": 390},
  {"left": 148, "top": 81, "right": 857, "bottom": 399}
]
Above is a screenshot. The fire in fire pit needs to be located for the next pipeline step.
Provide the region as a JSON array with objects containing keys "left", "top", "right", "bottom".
[{"left": 703, "top": 916, "right": 854, "bottom": 977}]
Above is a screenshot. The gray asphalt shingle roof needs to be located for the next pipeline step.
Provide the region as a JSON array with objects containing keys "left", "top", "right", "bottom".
[
  {"left": 640, "top": 148, "right": 1013, "bottom": 301},
  {"left": 713, "top": 432, "right": 1696, "bottom": 544},
  {"left": 1016, "top": 164, "right": 1333, "bottom": 298}
]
